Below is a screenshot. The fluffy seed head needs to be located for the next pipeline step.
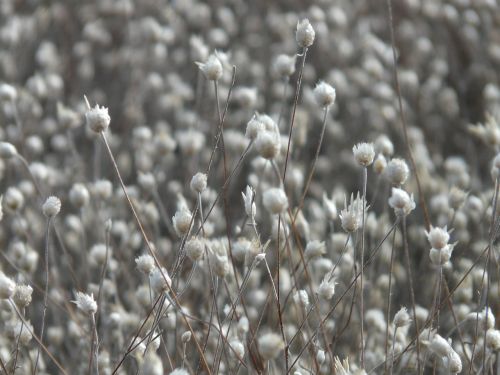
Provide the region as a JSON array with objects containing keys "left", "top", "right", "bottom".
[
  {"left": 262, "top": 188, "right": 288, "bottom": 214},
  {"left": 255, "top": 129, "right": 280, "bottom": 160},
  {"left": 318, "top": 274, "right": 336, "bottom": 300},
  {"left": 273, "top": 54, "right": 296, "bottom": 78},
  {"left": 245, "top": 116, "right": 265, "bottom": 140},
  {"left": 135, "top": 254, "right": 155, "bottom": 275},
  {"left": 196, "top": 53, "right": 223, "bottom": 81},
  {"left": 393, "top": 307, "right": 412, "bottom": 328},
  {"left": 313, "top": 81, "right": 336, "bottom": 108},
  {"left": 185, "top": 237, "right": 204, "bottom": 261},
  {"left": 42, "top": 196, "right": 61, "bottom": 217},
  {"left": 0, "top": 272, "right": 16, "bottom": 299},
  {"left": 173, "top": 208, "right": 192, "bottom": 237},
  {"left": 353, "top": 142, "right": 375, "bottom": 167},
  {"left": 386, "top": 158, "right": 410, "bottom": 186},
  {"left": 388, "top": 188, "right": 416, "bottom": 217},
  {"left": 426, "top": 226, "right": 450, "bottom": 249},
  {"left": 190, "top": 172, "right": 207, "bottom": 193},
  {"left": 296, "top": 19, "right": 315, "bottom": 48},
  {"left": 72, "top": 291, "right": 97, "bottom": 315},
  {"left": 486, "top": 329, "right": 500, "bottom": 351},
  {"left": 13, "top": 284, "right": 33, "bottom": 307},
  {"left": 69, "top": 183, "right": 90, "bottom": 208},
  {"left": 85, "top": 101, "right": 110, "bottom": 133},
  {"left": 258, "top": 332, "right": 285, "bottom": 361},
  {"left": 0, "top": 142, "right": 18, "bottom": 159},
  {"left": 150, "top": 267, "right": 172, "bottom": 294}
]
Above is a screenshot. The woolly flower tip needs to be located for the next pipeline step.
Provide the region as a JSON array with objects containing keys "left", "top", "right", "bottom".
[
  {"left": 425, "top": 225, "right": 450, "bottom": 250},
  {"left": 170, "top": 368, "right": 189, "bottom": 375},
  {"left": 388, "top": 187, "right": 415, "bottom": 217},
  {"left": 296, "top": 18, "right": 315, "bottom": 48},
  {"left": 257, "top": 332, "right": 285, "bottom": 361},
  {"left": 262, "top": 187, "right": 288, "bottom": 215},
  {"left": 0, "top": 272, "right": 16, "bottom": 299},
  {"left": 339, "top": 193, "right": 365, "bottom": 233},
  {"left": 72, "top": 292, "right": 97, "bottom": 315},
  {"left": 386, "top": 158, "right": 410, "bottom": 186},
  {"left": 135, "top": 254, "right": 155, "bottom": 275},
  {"left": 196, "top": 53, "right": 223, "bottom": 81},
  {"left": 393, "top": 306, "right": 412, "bottom": 328},
  {"left": 85, "top": 101, "right": 110, "bottom": 133},
  {"left": 313, "top": 81, "right": 336, "bottom": 108},
  {"left": 150, "top": 267, "right": 172, "bottom": 294},
  {"left": 42, "top": 196, "right": 61, "bottom": 217},
  {"left": 0, "top": 142, "right": 18, "bottom": 159},
  {"left": 353, "top": 142, "right": 375, "bottom": 167},
  {"left": 273, "top": 54, "right": 296, "bottom": 78}
]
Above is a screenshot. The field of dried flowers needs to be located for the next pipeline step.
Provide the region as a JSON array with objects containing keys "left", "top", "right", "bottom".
[{"left": 0, "top": 0, "right": 500, "bottom": 374}]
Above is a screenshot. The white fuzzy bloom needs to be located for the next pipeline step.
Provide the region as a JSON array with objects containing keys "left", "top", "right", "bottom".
[
  {"left": 426, "top": 226, "right": 450, "bottom": 250},
  {"left": 429, "top": 334, "right": 453, "bottom": 357},
  {"left": 386, "top": 158, "right": 410, "bottom": 186},
  {"left": 135, "top": 254, "right": 155, "bottom": 275},
  {"left": 486, "top": 329, "right": 500, "bottom": 351},
  {"left": 388, "top": 188, "right": 416, "bottom": 217},
  {"left": 185, "top": 237, "right": 204, "bottom": 261},
  {"left": 294, "top": 289, "right": 309, "bottom": 309},
  {"left": 0, "top": 142, "right": 18, "bottom": 159},
  {"left": 313, "top": 81, "right": 336, "bottom": 108},
  {"left": 322, "top": 193, "right": 337, "bottom": 221},
  {"left": 0, "top": 272, "right": 16, "bottom": 299},
  {"left": 13, "top": 284, "right": 33, "bottom": 307},
  {"left": 429, "top": 244, "right": 455, "bottom": 266},
  {"left": 304, "top": 240, "right": 326, "bottom": 259},
  {"left": 196, "top": 53, "right": 223, "bottom": 81},
  {"left": 181, "top": 331, "right": 192, "bottom": 343},
  {"left": 0, "top": 83, "right": 17, "bottom": 101},
  {"left": 245, "top": 117, "right": 265, "bottom": 140},
  {"left": 85, "top": 102, "right": 110, "bottom": 133},
  {"left": 296, "top": 19, "right": 315, "bottom": 48},
  {"left": 69, "top": 183, "right": 90, "bottom": 208},
  {"left": 374, "top": 154, "right": 387, "bottom": 174},
  {"left": 242, "top": 185, "right": 256, "bottom": 219},
  {"left": 42, "top": 196, "right": 61, "bottom": 217},
  {"left": 446, "top": 350, "right": 462, "bottom": 374},
  {"left": 318, "top": 274, "right": 336, "bottom": 300},
  {"left": 258, "top": 332, "right": 285, "bottom": 361},
  {"left": 4, "top": 187, "right": 24, "bottom": 211},
  {"left": 190, "top": 172, "right": 207, "bottom": 193},
  {"left": 273, "top": 54, "right": 296, "bottom": 78},
  {"left": 263, "top": 188, "right": 288, "bottom": 214},
  {"left": 140, "top": 352, "right": 163, "bottom": 375},
  {"left": 72, "top": 291, "right": 97, "bottom": 315},
  {"left": 173, "top": 208, "right": 192, "bottom": 237},
  {"left": 340, "top": 193, "right": 365, "bottom": 233},
  {"left": 353, "top": 142, "right": 375, "bottom": 167},
  {"left": 393, "top": 306, "right": 412, "bottom": 328},
  {"left": 230, "top": 339, "right": 245, "bottom": 359},
  {"left": 255, "top": 129, "right": 280, "bottom": 159},
  {"left": 150, "top": 267, "right": 172, "bottom": 294}
]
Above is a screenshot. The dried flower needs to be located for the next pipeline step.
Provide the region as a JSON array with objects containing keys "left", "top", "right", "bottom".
[
  {"left": 296, "top": 19, "right": 315, "bottom": 48},
  {"left": 85, "top": 100, "right": 110, "bottom": 133},
  {"left": 196, "top": 53, "right": 223, "bottom": 81},
  {"left": 42, "top": 196, "right": 61, "bottom": 217},
  {"left": 353, "top": 142, "right": 375, "bottom": 167},
  {"left": 313, "top": 81, "right": 336, "bottom": 108},
  {"left": 72, "top": 291, "right": 97, "bottom": 315},
  {"left": 388, "top": 188, "right": 415, "bottom": 217}
]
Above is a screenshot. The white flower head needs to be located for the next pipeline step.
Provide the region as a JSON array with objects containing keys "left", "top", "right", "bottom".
[
  {"left": 388, "top": 188, "right": 416, "bottom": 217},
  {"left": 242, "top": 185, "right": 256, "bottom": 219},
  {"left": 42, "top": 196, "right": 61, "bottom": 218},
  {"left": 339, "top": 193, "right": 366, "bottom": 233},
  {"left": 353, "top": 142, "right": 375, "bottom": 167},
  {"left": 425, "top": 226, "right": 451, "bottom": 250},
  {"left": 296, "top": 19, "right": 315, "bottom": 48},
  {"left": 85, "top": 97, "right": 110, "bottom": 133},
  {"left": 313, "top": 81, "right": 336, "bottom": 108},
  {"left": 393, "top": 306, "right": 412, "bottom": 328},
  {"left": 72, "top": 291, "right": 97, "bottom": 315},
  {"left": 196, "top": 53, "right": 223, "bottom": 81},
  {"left": 262, "top": 188, "right": 288, "bottom": 215}
]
